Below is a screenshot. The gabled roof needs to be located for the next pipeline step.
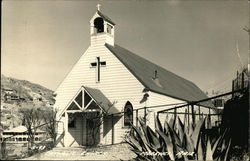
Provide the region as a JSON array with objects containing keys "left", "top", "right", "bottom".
[
  {"left": 97, "top": 11, "right": 115, "bottom": 25},
  {"left": 84, "top": 86, "right": 119, "bottom": 114},
  {"left": 105, "top": 44, "right": 213, "bottom": 107},
  {"left": 4, "top": 126, "right": 44, "bottom": 133}
]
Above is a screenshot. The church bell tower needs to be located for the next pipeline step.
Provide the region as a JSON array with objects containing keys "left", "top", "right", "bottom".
[{"left": 90, "top": 4, "right": 115, "bottom": 46}]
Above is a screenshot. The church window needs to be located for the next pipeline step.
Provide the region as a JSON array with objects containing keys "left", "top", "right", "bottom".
[
  {"left": 107, "top": 24, "right": 112, "bottom": 34},
  {"left": 84, "top": 91, "right": 92, "bottom": 107},
  {"left": 67, "top": 102, "right": 79, "bottom": 110},
  {"left": 124, "top": 102, "right": 133, "bottom": 127},
  {"left": 66, "top": 91, "right": 83, "bottom": 111},
  {"left": 94, "top": 17, "right": 104, "bottom": 33},
  {"left": 75, "top": 91, "right": 82, "bottom": 107}
]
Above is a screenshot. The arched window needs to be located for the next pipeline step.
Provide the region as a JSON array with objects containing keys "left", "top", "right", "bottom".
[
  {"left": 124, "top": 102, "right": 133, "bottom": 127},
  {"left": 94, "top": 17, "right": 104, "bottom": 33}
]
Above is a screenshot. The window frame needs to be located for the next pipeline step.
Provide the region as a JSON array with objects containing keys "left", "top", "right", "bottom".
[{"left": 123, "top": 102, "right": 133, "bottom": 128}]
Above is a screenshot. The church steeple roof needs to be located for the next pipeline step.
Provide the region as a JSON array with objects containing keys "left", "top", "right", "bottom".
[{"left": 96, "top": 10, "right": 115, "bottom": 25}]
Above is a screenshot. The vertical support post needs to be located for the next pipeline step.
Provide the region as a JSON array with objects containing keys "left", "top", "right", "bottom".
[
  {"left": 198, "top": 106, "right": 201, "bottom": 120},
  {"left": 86, "top": 117, "right": 88, "bottom": 145},
  {"left": 103, "top": 22, "right": 108, "bottom": 33},
  {"left": 99, "top": 112, "right": 103, "bottom": 145},
  {"left": 136, "top": 109, "right": 138, "bottom": 127},
  {"left": 65, "top": 112, "right": 68, "bottom": 146},
  {"left": 144, "top": 107, "right": 147, "bottom": 125},
  {"left": 81, "top": 114, "right": 83, "bottom": 145},
  {"left": 218, "top": 113, "right": 220, "bottom": 126},
  {"left": 208, "top": 108, "right": 211, "bottom": 128},
  {"left": 187, "top": 105, "right": 190, "bottom": 132},
  {"left": 111, "top": 114, "right": 114, "bottom": 145},
  {"left": 191, "top": 104, "right": 195, "bottom": 128},
  {"left": 184, "top": 109, "right": 187, "bottom": 127},
  {"left": 174, "top": 108, "right": 177, "bottom": 121},
  {"left": 82, "top": 88, "right": 84, "bottom": 109}
]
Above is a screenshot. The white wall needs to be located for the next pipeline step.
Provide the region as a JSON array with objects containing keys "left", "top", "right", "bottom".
[{"left": 54, "top": 33, "right": 147, "bottom": 146}]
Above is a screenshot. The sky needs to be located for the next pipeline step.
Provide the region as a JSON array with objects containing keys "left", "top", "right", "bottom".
[{"left": 2, "top": 0, "right": 249, "bottom": 94}]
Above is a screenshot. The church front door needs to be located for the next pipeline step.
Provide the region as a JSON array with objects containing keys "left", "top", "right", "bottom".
[{"left": 85, "top": 111, "right": 101, "bottom": 146}]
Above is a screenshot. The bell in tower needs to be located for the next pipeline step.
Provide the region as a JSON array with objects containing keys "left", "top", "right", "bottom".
[
  {"left": 94, "top": 17, "right": 104, "bottom": 33},
  {"left": 90, "top": 4, "right": 115, "bottom": 46}
]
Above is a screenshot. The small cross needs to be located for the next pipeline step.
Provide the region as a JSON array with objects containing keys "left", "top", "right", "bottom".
[
  {"left": 90, "top": 57, "right": 106, "bottom": 82},
  {"left": 97, "top": 4, "right": 101, "bottom": 11}
]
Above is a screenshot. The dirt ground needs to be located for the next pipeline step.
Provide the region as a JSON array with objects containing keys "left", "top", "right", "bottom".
[{"left": 21, "top": 143, "right": 137, "bottom": 160}]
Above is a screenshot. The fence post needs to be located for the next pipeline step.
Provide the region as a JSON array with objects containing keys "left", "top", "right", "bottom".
[
  {"left": 187, "top": 106, "right": 190, "bottom": 132},
  {"left": 184, "top": 109, "right": 187, "bottom": 127},
  {"left": 198, "top": 106, "right": 201, "bottom": 120},
  {"left": 208, "top": 108, "right": 211, "bottom": 128},
  {"left": 191, "top": 105, "right": 195, "bottom": 128},
  {"left": 174, "top": 108, "right": 177, "bottom": 121},
  {"left": 111, "top": 114, "right": 114, "bottom": 145},
  {"left": 136, "top": 109, "right": 138, "bottom": 127}
]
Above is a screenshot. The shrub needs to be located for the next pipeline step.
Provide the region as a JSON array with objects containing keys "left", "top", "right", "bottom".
[{"left": 126, "top": 116, "right": 231, "bottom": 161}]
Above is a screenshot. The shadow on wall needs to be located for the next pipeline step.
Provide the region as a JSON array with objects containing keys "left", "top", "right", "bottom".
[
  {"left": 103, "top": 115, "right": 121, "bottom": 140},
  {"left": 68, "top": 114, "right": 84, "bottom": 147}
]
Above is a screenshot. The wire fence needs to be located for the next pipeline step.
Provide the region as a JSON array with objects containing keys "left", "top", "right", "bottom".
[{"left": 1, "top": 86, "right": 247, "bottom": 159}]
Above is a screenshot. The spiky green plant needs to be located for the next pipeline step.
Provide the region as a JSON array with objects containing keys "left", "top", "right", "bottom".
[{"left": 126, "top": 115, "right": 231, "bottom": 161}]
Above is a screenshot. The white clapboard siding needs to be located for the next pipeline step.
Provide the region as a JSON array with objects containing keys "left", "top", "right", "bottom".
[
  {"left": 54, "top": 34, "right": 149, "bottom": 146},
  {"left": 146, "top": 91, "right": 186, "bottom": 130}
]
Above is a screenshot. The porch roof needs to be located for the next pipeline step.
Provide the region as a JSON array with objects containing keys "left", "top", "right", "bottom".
[{"left": 83, "top": 86, "right": 119, "bottom": 115}]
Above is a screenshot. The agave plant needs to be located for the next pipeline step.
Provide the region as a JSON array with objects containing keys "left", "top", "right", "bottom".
[{"left": 126, "top": 115, "right": 231, "bottom": 161}]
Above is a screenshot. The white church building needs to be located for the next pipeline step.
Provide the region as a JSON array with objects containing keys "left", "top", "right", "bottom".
[{"left": 54, "top": 6, "right": 215, "bottom": 147}]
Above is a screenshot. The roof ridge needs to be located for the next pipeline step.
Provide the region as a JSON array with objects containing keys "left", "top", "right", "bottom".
[
  {"left": 105, "top": 43, "right": 213, "bottom": 107},
  {"left": 97, "top": 11, "right": 115, "bottom": 25}
]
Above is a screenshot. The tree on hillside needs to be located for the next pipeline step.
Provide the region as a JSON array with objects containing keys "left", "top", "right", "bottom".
[
  {"left": 42, "top": 107, "right": 58, "bottom": 147},
  {"left": 19, "top": 103, "right": 44, "bottom": 148}
]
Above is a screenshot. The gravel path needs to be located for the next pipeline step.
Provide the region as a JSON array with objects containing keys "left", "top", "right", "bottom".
[{"left": 21, "top": 143, "right": 137, "bottom": 160}]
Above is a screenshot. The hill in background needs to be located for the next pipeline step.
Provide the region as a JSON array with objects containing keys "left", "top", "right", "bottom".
[{"left": 1, "top": 74, "right": 55, "bottom": 130}]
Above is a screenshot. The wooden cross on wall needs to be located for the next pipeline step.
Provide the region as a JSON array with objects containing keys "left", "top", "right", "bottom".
[{"left": 90, "top": 57, "right": 106, "bottom": 82}]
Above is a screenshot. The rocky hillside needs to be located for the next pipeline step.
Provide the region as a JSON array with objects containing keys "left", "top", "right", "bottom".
[{"left": 1, "top": 74, "right": 55, "bottom": 130}]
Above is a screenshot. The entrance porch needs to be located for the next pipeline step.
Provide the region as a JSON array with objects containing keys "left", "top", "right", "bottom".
[{"left": 56, "top": 86, "right": 120, "bottom": 147}]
